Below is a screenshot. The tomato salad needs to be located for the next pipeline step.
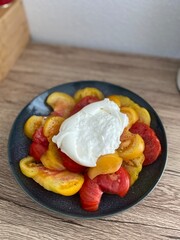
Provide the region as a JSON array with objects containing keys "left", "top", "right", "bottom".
[{"left": 19, "top": 87, "right": 161, "bottom": 212}]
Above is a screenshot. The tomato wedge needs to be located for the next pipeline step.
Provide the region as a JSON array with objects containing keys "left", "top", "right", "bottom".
[
  {"left": 79, "top": 175, "right": 103, "bottom": 212},
  {"left": 32, "top": 127, "right": 49, "bottom": 147},
  {"left": 97, "top": 167, "right": 130, "bottom": 197},
  {"left": 130, "top": 122, "right": 161, "bottom": 166},
  {"left": 29, "top": 142, "right": 48, "bottom": 161},
  {"left": 80, "top": 167, "right": 130, "bottom": 211},
  {"left": 59, "top": 150, "right": 86, "bottom": 173},
  {"left": 71, "top": 96, "right": 99, "bottom": 115}
]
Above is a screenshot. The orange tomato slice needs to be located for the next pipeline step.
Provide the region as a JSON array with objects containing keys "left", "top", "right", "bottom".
[{"left": 87, "top": 152, "right": 122, "bottom": 179}]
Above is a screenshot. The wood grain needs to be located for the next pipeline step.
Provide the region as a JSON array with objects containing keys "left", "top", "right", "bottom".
[{"left": 0, "top": 43, "right": 180, "bottom": 240}]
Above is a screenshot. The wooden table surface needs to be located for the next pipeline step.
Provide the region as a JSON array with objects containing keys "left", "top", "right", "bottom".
[{"left": 0, "top": 43, "right": 180, "bottom": 240}]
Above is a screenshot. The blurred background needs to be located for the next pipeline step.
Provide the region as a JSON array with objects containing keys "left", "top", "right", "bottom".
[{"left": 23, "top": 0, "right": 180, "bottom": 59}]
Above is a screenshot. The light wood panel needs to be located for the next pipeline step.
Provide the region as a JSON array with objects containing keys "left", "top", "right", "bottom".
[{"left": 0, "top": 0, "right": 29, "bottom": 81}]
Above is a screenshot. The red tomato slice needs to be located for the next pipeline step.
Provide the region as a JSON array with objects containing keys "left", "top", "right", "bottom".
[
  {"left": 80, "top": 167, "right": 130, "bottom": 211},
  {"left": 32, "top": 127, "right": 49, "bottom": 147},
  {"left": 143, "top": 133, "right": 161, "bottom": 166},
  {"left": 59, "top": 150, "right": 86, "bottom": 173},
  {"left": 71, "top": 96, "right": 99, "bottom": 115},
  {"left": 96, "top": 167, "right": 130, "bottom": 197},
  {"left": 130, "top": 122, "right": 161, "bottom": 166},
  {"left": 29, "top": 142, "right": 48, "bottom": 161},
  {"left": 79, "top": 175, "right": 103, "bottom": 211},
  {"left": 130, "top": 122, "right": 155, "bottom": 140}
]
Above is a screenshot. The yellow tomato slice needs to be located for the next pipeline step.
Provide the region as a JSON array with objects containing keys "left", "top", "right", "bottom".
[
  {"left": 108, "top": 95, "right": 121, "bottom": 107},
  {"left": 132, "top": 103, "right": 151, "bottom": 126},
  {"left": 121, "top": 106, "right": 139, "bottom": 128},
  {"left": 40, "top": 142, "right": 65, "bottom": 171},
  {"left": 120, "top": 129, "right": 133, "bottom": 150},
  {"left": 122, "top": 153, "right": 145, "bottom": 186},
  {"left": 74, "top": 87, "right": 104, "bottom": 102},
  {"left": 116, "top": 95, "right": 134, "bottom": 107},
  {"left": 46, "top": 92, "right": 75, "bottom": 118},
  {"left": 118, "top": 134, "right": 145, "bottom": 160},
  {"left": 87, "top": 152, "right": 122, "bottom": 179},
  {"left": 20, "top": 156, "right": 84, "bottom": 196},
  {"left": 19, "top": 156, "right": 42, "bottom": 178},
  {"left": 108, "top": 95, "right": 151, "bottom": 126},
  {"left": 33, "top": 169, "right": 84, "bottom": 196},
  {"left": 43, "top": 116, "right": 64, "bottom": 141},
  {"left": 24, "top": 115, "right": 46, "bottom": 139}
]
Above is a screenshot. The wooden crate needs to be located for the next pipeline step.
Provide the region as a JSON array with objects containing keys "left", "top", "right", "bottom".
[{"left": 0, "top": 0, "right": 29, "bottom": 81}]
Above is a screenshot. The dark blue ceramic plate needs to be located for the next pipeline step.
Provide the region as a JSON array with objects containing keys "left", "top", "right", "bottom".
[{"left": 8, "top": 81, "right": 167, "bottom": 218}]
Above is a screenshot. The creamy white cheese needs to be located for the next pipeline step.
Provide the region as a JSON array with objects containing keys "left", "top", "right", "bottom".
[{"left": 52, "top": 98, "right": 128, "bottom": 167}]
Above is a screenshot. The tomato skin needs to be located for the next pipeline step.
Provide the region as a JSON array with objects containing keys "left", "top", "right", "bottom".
[
  {"left": 130, "top": 122, "right": 161, "bottom": 166},
  {"left": 32, "top": 127, "right": 49, "bottom": 147},
  {"left": 79, "top": 175, "right": 103, "bottom": 211},
  {"left": 59, "top": 150, "right": 86, "bottom": 173},
  {"left": 143, "top": 134, "right": 161, "bottom": 166},
  {"left": 130, "top": 122, "right": 154, "bottom": 141},
  {"left": 29, "top": 142, "right": 48, "bottom": 161},
  {"left": 50, "top": 110, "right": 64, "bottom": 117},
  {"left": 79, "top": 167, "right": 130, "bottom": 211},
  {"left": 71, "top": 96, "right": 100, "bottom": 115},
  {"left": 96, "top": 167, "right": 130, "bottom": 197}
]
